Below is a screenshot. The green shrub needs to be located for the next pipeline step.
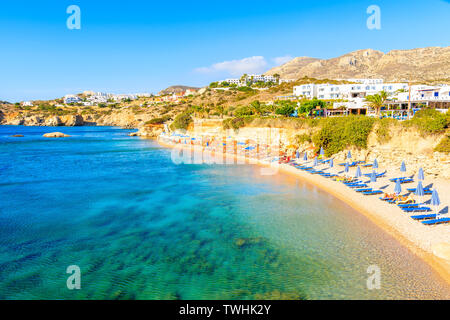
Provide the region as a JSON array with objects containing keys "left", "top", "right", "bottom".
[
  {"left": 312, "top": 116, "right": 375, "bottom": 156},
  {"left": 403, "top": 109, "right": 449, "bottom": 135},
  {"left": 234, "top": 106, "right": 254, "bottom": 117},
  {"left": 275, "top": 105, "right": 295, "bottom": 116},
  {"left": 145, "top": 115, "right": 171, "bottom": 125},
  {"left": 375, "top": 118, "right": 396, "bottom": 143},
  {"left": 170, "top": 112, "right": 192, "bottom": 130},
  {"left": 434, "top": 135, "right": 450, "bottom": 153},
  {"left": 295, "top": 133, "right": 312, "bottom": 145}
]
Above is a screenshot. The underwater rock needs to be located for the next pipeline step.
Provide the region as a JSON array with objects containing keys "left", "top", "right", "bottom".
[
  {"left": 254, "top": 290, "right": 307, "bottom": 300},
  {"left": 234, "top": 237, "right": 264, "bottom": 248}
]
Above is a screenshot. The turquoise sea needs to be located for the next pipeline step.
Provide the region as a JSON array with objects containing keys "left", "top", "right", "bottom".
[{"left": 0, "top": 126, "right": 449, "bottom": 300}]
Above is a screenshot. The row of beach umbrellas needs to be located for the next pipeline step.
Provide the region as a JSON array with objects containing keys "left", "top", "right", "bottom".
[{"left": 302, "top": 148, "right": 442, "bottom": 219}]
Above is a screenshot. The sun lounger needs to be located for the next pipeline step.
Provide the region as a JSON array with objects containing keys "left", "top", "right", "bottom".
[
  {"left": 397, "top": 203, "right": 419, "bottom": 208},
  {"left": 362, "top": 190, "right": 383, "bottom": 195},
  {"left": 401, "top": 207, "right": 431, "bottom": 212},
  {"left": 406, "top": 187, "right": 431, "bottom": 192},
  {"left": 390, "top": 177, "right": 407, "bottom": 182},
  {"left": 421, "top": 218, "right": 450, "bottom": 225},
  {"left": 411, "top": 214, "right": 437, "bottom": 220},
  {"left": 348, "top": 184, "right": 368, "bottom": 188},
  {"left": 355, "top": 188, "right": 372, "bottom": 193}
]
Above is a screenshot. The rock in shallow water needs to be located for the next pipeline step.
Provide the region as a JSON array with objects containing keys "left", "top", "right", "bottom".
[{"left": 43, "top": 132, "right": 71, "bottom": 138}]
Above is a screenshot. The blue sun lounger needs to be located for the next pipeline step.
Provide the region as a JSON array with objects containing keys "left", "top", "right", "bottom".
[
  {"left": 401, "top": 207, "right": 431, "bottom": 212},
  {"left": 422, "top": 218, "right": 450, "bottom": 225},
  {"left": 397, "top": 203, "right": 419, "bottom": 208},
  {"left": 348, "top": 184, "right": 368, "bottom": 188},
  {"left": 411, "top": 214, "right": 437, "bottom": 221},
  {"left": 363, "top": 190, "right": 383, "bottom": 195},
  {"left": 390, "top": 177, "right": 407, "bottom": 182},
  {"left": 356, "top": 188, "right": 372, "bottom": 193},
  {"left": 407, "top": 187, "right": 431, "bottom": 193}
]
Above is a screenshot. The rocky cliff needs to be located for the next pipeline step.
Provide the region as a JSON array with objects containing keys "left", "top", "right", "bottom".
[{"left": 266, "top": 46, "right": 450, "bottom": 82}]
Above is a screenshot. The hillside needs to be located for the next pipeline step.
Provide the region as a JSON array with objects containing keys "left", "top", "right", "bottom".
[
  {"left": 159, "top": 85, "right": 201, "bottom": 95},
  {"left": 266, "top": 47, "right": 450, "bottom": 83}
]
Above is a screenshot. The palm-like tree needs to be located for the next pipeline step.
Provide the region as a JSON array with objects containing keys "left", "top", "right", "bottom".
[{"left": 365, "top": 90, "right": 388, "bottom": 116}]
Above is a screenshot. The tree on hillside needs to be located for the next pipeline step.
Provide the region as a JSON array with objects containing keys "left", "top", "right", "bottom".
[{"left": 365, "top": 90, "right": 388, "bottom": 116}]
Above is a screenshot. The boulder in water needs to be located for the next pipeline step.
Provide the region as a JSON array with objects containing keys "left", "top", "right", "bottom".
[{"left": 43, "top": 132, "right": 71, "bottom": 138}]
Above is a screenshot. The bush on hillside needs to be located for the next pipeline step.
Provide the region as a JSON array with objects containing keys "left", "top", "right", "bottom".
[
  {"left": 170, "top": 112, "right": 192, "bottom": 131},
  {"left": 434, "top": 135, "right": 450, "bottom": 153},
  {"left": 312, "top": 116, "right": 375, "bottom": 156},
  {"left": 403, "top": 109, "right": 449, "bottom": 135}
]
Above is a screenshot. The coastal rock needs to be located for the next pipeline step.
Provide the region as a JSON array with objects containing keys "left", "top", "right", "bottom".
[
  {"left": 128, "top": 132, "right": 139, "bottom": 137},
  {"left": 60, "top": 115, "right": 84, "bottom": 126},
  {"left": 137, "top": 124, "right": 164, "bottom": 138},
  {"left": 43, "top": 132, "right": 71, "bottom": 138},
  {"left": 24, "top": 115, "right": 43, "bottom": 126},
  {"left": 45, "top": 116, "right": 62, "bottom": 126},
  {"left": 10, "top": 118, "right": 25, "bottom": 125},
  {"left": 11, "top": 134, "right": 24, "bottom": 137}
]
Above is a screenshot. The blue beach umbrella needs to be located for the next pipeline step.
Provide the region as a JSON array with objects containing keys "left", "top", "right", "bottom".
[
  {"left": 303, "top": 152, "right": 308, "bottom": 161},
  {"left": 320, "top": 147, "right": 325, "bottom": 157},
  {"left": 394, "top": 179, "right": 402, "bottom": 195},
  {"left": 329, "top": 158, "right": 334, "bottom": 168},
  {"left": 373, "top": 159, "right": 379, "bottom": 169},
  {"left": 400, "top": 161, "right": 406, "bottom": 173},
  {"left": 431, "top": 189, "right": 441, "bottom": 217},
  {"left": 313, "top": 157, "right": 319, "bottom": 167},
  {"left": 355, "top": 166, "right": 362, "bottom": 178},
  {"left": 344, "top": 162, "right": 349, "bottom": 173},
  {"left": 370, "top": 171, "right": 377, "bottom": 183},
  {"left": 347, "top": 151, "right": 352, "bottom": 159},
  {"left": 417, "top": 167, "right": 424, "bottom": 181},
  {"left": 296, "top": 150, "right": 300, "bottom": 159},
  {"left": 415, "top": 181, "right": 425, "bottom": 204}
]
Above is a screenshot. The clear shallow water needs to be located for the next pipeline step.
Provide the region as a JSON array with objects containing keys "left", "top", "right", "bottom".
[{"left": 0, "top": 125, "right": 449, "bottom": 300}]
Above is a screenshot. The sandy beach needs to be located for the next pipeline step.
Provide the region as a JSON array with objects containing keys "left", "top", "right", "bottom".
[{"left": 158, "top": 137, "right": 450, "bottom": 287}]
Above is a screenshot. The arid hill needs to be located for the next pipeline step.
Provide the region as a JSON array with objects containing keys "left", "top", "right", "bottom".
[
  {"left": 159, "top": 85, "right": 201, "bottom": 95},
  {"left": 266, "top": 47, "right": 450, "bottom": 82}
]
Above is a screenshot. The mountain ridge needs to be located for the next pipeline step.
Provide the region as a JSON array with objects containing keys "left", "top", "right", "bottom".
[{"left": 266, "top": 46, "right": 450, "bottom": 82}]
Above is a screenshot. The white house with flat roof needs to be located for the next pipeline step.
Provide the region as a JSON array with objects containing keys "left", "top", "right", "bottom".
[
  {"left": 63, "top": 95, "right": 81, "bottom": 104},
  {"left": 294, "top": 83, "right": 408, "bottom": 100}
]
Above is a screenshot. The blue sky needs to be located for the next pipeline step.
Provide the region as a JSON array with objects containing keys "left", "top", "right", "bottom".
[{"left": 0, "top": 0, "right": 449, "bottom": 102}]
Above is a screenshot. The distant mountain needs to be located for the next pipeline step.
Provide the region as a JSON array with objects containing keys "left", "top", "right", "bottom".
[
  {"left": 266, "top": 46, "right": 450, "bottom": 82},
  {"left": 159, "top": 85, "right": 201, "bottom": 95}
]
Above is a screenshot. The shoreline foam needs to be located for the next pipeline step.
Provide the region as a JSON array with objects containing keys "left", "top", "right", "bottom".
[{"left": 157, "top": 138, "right": 450, "bottom": 288}]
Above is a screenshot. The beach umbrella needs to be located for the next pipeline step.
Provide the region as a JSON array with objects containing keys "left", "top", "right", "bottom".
[
  {"left": 303, "top": 152, "right": 308, "bottom": 161},
  {"left": 415, "top": 181, "right": 425, "bottom": 204},
  {"left": 313, "top": 157, "right": 319, "bottom": 167},
  {"left": 373, "top": 159, "right": 379, "bottom": 169},
  {"left": 431, "top": 189, "right": 441, "bottom": 218},
  {"left": 347, "top": 151, "right": 352, "bottom": 159},
  {"left": 370, "top": 171, "right": 377, "bottom": 183},
  {"left": 329, "top": 158, "right": 334, "bottom": 168},
  {"left": 296, "top": 150, "right": 300, "bottom": 159},
  {"left": 400, "top": 161, "right": 406, "bottom": 173},
  {"left": 394, "top": 179, "right": 402, "bottom": 195},
  {"left": 355, "top": 166, "right": 362, "bottom": 178},
  {"left": 320, "top": 147, "right": 325, "bottom": 157},
  {"left": 417, "top": 167, "right": 424, "bottom": 181},
  {"left": 344, "top": 162, "right": 349, "bottom": 173}
]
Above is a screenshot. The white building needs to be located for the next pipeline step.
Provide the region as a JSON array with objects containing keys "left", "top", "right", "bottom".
[
  {"left": 63, "top": 95, "right": 81, "bottom": 104},
  {"left": 21, "top": 101, "right": 33, "bottom": 107},
  {"left": 293, "top": 82, "right": 409, "bottom": 100},
  {"left": 346, "top": 78, "right": 384, "bottom": 85}
]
